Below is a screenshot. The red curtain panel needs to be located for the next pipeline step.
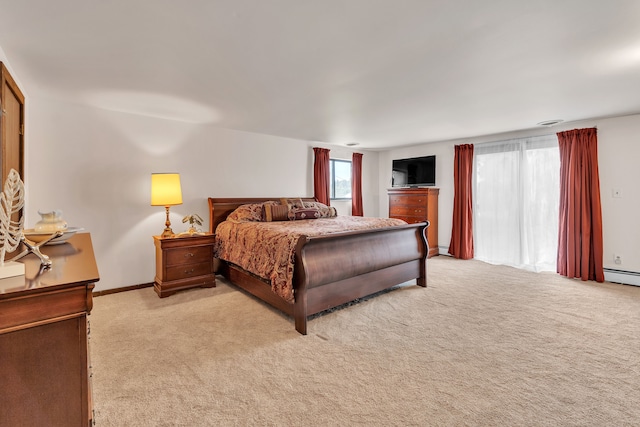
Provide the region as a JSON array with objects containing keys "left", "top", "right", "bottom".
[
  {"left": 448, "top": 144, "right": 474, "bottom": 259},
  {"left": 351, "top": 152, "right": 364, "bottom": 216},
  {"left": 556, "top": 128, "right": 604, "bottom": 282},
  {"left": 313, "top": 147, "right": 331, "bottom": 205}
]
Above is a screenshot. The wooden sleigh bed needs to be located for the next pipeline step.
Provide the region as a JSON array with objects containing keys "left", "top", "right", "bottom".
[{"left": 208, "top": 197, "right": 429, "bottom": 335}]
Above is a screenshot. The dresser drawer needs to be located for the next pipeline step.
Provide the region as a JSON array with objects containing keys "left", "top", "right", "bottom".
[
  {"left": 391, "top": 215, "right": 427, "bottom": 225},
  {"left": 390, "top": 206, "right": 426, "bottom": 216},
  {"left": 389, "top": 194, "right": 428, "bottom": 207},
  {"left": 166, "top": 246, "right": 212, "bottom": 266},
  {"left": 0, "top": 285, "right": 91, "bottom": 333},
  {"left": 165, "top": 261, "right": 212, "bottom": 281}
]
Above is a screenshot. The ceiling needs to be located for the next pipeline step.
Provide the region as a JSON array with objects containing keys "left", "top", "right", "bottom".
[{"left": 1, "top": 0, "right": 640, "bottom": 150}]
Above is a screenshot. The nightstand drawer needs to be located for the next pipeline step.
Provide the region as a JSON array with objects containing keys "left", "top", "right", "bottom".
[
  {"left": 165, "top": 261, "right": 212, "bottom": 281},
  {"left": 166, "top": 246, "right": 212, "bottom": 266}
]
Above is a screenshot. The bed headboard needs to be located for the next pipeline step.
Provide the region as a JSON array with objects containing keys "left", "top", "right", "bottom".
[{"left": 208, "top": 197, "right": 317, "bottom": 233}]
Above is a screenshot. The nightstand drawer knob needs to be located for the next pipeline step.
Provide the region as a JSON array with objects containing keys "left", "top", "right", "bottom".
[
  {"left": 184, "top": 253, "right": 194, "bottom": 258},
  {"left": 184, "top": 268, "right": 195, "bottom": 275}
]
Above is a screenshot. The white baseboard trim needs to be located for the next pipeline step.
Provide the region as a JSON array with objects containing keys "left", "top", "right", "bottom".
[
  {"left": 439, "top": 249, "right": 639, "bottom": 287},
  {"left": 604, "top": 268, "right": 640, "bottom": 287}
]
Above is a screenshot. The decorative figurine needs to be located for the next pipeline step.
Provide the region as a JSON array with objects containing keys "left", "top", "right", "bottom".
[
  {"left": 0, "top": 170, "right": 25, "bottom": 267},
  {"left": 0, "top": 169, "right": 29, "bottom": 277},
  {"left": 181, "top": 213, "right": 205, "bottom": 236},
  {"left": 0, "top": 169, "right": 65, "bottom": 269}
]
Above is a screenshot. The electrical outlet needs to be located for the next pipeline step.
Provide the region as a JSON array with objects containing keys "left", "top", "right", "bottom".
[{"left": 614, "top": 254, "right": 622, "bottom": 265}]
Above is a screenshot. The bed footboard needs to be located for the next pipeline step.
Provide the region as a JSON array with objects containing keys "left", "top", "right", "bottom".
[{"left": 292, "top": 222, "right": 428, "bottom": 334}]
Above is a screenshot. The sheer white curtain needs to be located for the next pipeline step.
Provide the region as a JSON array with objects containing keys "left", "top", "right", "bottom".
[{"left": 473, "top": 134, "right": 559, "bottom": 272}]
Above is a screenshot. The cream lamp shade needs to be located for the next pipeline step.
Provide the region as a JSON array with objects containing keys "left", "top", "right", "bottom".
[
  {"left": 151, "top": 173, "right": 183, "bottom": 237},
  {"left": 151, "top": 173, "right": 183, "bottom": 206}
]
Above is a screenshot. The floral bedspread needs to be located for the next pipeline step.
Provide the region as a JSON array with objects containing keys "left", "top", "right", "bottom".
[{"left": 214, "top": 216, "right": 406, "bottom": 302}]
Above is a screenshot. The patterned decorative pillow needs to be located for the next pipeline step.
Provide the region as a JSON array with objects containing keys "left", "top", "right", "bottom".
[
  {"left": 227, "top": 202, "right": 277, "bottom": 223},
  {"left": 288, "top": 205, "right": 338, "bottom": 220},
  {"left": 288, "top": 208, "right": 322, "bottom": 220},
  {"left": 280, "top": 198, "right": 306, "bottom": 209},
  {"left": 227, "top": 200, "right": 337, "bottom": 222},
  {"left": 262, "top": 203, "right": 290, "bottom": 222},
  {"left": 301, "top": 201, "right": 338, "bottom": 216}
]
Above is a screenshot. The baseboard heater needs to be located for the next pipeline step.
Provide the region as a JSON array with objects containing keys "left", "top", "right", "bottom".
[{"left": 604, "top": 268, "right": 640, "bottom": 287}]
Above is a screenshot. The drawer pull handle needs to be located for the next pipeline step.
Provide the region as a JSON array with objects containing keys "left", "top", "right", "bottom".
[
  {"left": 184, "top": 268, "right": 195, "bottom": 275},
  {"left": 184, "top": 253, "right": 194, "bottom": 258}
]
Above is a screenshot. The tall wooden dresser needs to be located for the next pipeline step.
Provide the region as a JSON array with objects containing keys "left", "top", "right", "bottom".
[
  {"left": 0, "top": 233, "right": 99, "bottom": 427},
  {"left": 388, "top": 187, "right": 439, "bottom": 257}
]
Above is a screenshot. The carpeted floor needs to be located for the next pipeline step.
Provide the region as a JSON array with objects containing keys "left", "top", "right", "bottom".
[{"left": 90, "top": 256, "right": 640, "bottom": 426}]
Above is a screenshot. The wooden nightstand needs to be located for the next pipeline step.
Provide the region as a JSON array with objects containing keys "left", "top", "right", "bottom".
[{"left": 153, "top": 233, "right": 216, "bottom": 297}]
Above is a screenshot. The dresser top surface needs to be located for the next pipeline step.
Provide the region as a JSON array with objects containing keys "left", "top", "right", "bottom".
[{"left": 0, "top": 233, "right": 99, "bottom": 296}]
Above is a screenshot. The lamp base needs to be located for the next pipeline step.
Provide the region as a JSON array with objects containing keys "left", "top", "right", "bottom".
[{"left": 160, "top": 206, "right": 174, "bottom": 238}]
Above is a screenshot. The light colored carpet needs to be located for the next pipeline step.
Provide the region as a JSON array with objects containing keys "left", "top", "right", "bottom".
[{"left": 90, "top": 257, "right": 640, "bottom": 426}]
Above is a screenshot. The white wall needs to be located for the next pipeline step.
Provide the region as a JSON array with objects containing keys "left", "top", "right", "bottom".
[
  {"left": 25, "top": 96, "right": 376, "bottom": 291},
  {"left": 22, "top": 93, "right": 640, "bottom": 291},
  {"left": 5, "top": 47, "right": 637, "bottom": 289},
  {"left": 380, "top": 114, "right": 640, "bottom": 282},
  {"left": 596, "top": 115, "right": 640, "bottom": 278}
]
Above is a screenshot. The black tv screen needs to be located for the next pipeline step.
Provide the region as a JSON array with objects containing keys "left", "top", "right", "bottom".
[{"left": 392, "top": 155, "right": 436, "bottom": 187}]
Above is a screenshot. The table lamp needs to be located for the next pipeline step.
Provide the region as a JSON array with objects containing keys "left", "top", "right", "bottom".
[{"left": 151, "top": 173, "right": 183, "bottom": 238}]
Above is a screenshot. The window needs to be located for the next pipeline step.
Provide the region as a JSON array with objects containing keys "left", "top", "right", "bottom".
[
  {"left": 330, "top": 159, "right": 352, "bottom": 200},
  {"left": 473, "top": 134, "right": 559, "bottom": 272}
]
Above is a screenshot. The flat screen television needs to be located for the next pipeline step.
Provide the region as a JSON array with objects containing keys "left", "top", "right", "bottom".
[{"left": 392, "top": 155, "right": 436, "bottom": 187}]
